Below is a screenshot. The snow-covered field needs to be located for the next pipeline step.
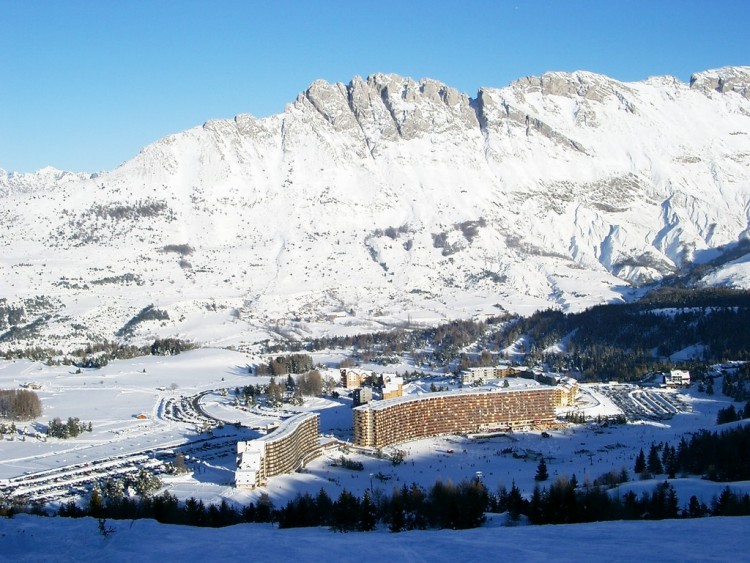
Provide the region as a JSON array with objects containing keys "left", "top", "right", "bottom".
[{"left": 3, "top": 513, "right": 749, "bottom": 563}]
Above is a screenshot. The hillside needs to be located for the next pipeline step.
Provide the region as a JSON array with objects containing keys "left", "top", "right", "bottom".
[{"left": 1, "top": 67, "right": 750, "bottom": 351}]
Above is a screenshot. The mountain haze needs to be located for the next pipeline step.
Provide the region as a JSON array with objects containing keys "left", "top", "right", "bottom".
[{"left": 1, "top": 67, "right": 750, "bottom": 351}]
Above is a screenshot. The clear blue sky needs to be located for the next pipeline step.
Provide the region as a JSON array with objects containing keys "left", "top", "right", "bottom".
[{"left": 1, "top": 0, "right": 748, "bottom": 173}]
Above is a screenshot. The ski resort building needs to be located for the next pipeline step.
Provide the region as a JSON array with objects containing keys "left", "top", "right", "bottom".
[
  {"left": 534, "top": 373, "right": 580, "bottom": 407},
  {"left": 663, "top": 369, "right": 691, "bottom": 388},
  {"left": 235, "top": 412, "right": 321, "bottom": 489},
  {"left": 552, "top": 376, "right": 579, "bottom": 407},
  {"left": 460, "top": 365, "right": 514, "bottom": 385},
  {"left": 353, "top": 387, "right": 558, "bottom": 448},
  {"left": 340, "top": 368, "right": 368, "bottom": 389},
  {"left": 380, "top": 374, "right": 404, "bottom": 400},
  {"left": 352, "top": 386, "right": 373, "bottom": 406}
]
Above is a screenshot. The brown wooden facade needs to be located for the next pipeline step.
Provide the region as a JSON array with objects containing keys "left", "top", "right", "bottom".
[{"left": 353, "top": 388, "right": 557, "bottom": 448}]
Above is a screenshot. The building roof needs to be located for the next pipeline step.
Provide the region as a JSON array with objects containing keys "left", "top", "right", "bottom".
[
  {"left": 256, "top": 411, "right": 318, "bottom": 444},
  {"left": 354, "top": 382, "right": 556, "bottom": 413}
]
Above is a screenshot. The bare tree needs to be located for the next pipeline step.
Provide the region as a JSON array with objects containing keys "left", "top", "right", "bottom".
[
  {"left": 297, "top": 370, "right": 323, "bottom": 397},
  {"left": 0, "top": 389, "right": 42, "bottom": 420}
]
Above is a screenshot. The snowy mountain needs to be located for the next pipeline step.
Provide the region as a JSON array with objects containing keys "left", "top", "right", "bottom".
[{"left": 1, "top": 67, "right": 750, "bottom": 351}]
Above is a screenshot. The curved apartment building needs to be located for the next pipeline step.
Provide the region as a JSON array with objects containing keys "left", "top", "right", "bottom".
[
  {"left": 353, "top": 387, "right": 557, "bottom": 448},
  {"left": 236, "top": 412, "right": 320, "bottom": 488}
]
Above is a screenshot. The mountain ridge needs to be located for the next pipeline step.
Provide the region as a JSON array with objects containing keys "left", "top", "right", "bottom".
[{"left": 1, "top": 67, "right": 749, "bottom": 351}]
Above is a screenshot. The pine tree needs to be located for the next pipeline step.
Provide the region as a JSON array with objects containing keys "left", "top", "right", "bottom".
[
  {"left": 315, "top": 488, "right": 333, "bottom": 526},
  {"left": 388, "top": 495, "right": 405, "bottom": 532},
  {"left": 332, "top": 489, "right": 360, "bottom": 532},
  {"left": 507, "top": 481, "right": 524, "bottom": 520},
  {"left": 634, "top": 448, "right": 647, "bottom": 474},
  {"left": 255, "top": 492, "right": 274, "bottom": 522},
  {"left": 184, "top": 497, "right": 205, "bottom": 526},
  {"left": 534, "top": 457, "right": 549, "bottom": 481},
  {"left": 358, "top": 490, "right": 377, "bottom": 531},
  {"left": 647, "top": 444, "right": 663, "bottom": 475},
  {"left": 685, "top": 495, "right": 707, "bottom": 518},
  {"left": 528, "top": 486, "right": 545, "bottom": 524}
]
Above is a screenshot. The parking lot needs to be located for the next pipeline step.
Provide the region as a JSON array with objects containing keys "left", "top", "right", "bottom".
[{"left": 591, "top": 384, "right": 692, "bottom": 421}]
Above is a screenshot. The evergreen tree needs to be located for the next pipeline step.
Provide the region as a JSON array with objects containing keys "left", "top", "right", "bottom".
[
  {"left": 506, "top": 482, "right": 524, "bottom": 520},
  {"left": 358, "top": 490, "right": 377, "bottom": 531},
  {"left": 315, "top": 488, "right": 334, "bottom": 527},
  {"left": 685, "top": 495, "right": 707, "bottom": 518},
  {"left": 241, "top": 502, "right": 256, "bottom": 523},
  {"left": 528, "top": 486, "right": 545, "bottom": 524},
  {"left": 255, "top": 492, "right": 274, "bottom": 522},
  {"left": 633, "top": 448, "right": 646, "bottom": 475},
  {"left": 534, "top": 457, "right": 549, "bottom": 481},
  {"left": 332, "top": 489, "right": 360, "bottom": 532},
  {"left": 388, "top": 494, "right": 405, "bottom": 532},
  {"left": 184, "top": 497, "right": 205, "bottom": 526},
  {"left": 647, "top": 444, "right": 663, "bottom": 475}
]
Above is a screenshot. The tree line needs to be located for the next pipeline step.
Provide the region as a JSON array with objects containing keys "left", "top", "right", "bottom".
[
  {"left": 631, "top": 425, "right": 750, "bottom": 482},
  {"left": 47, "top": 417, "right": 92, "bottom": 439},
  {"left": 255, "top": 354, "right": 315, "bottom": 376},
  {"left": 490, "top": 288, "right": 750, "bottom": 381},
  {"left": 721, "top": 363, "right": 750, "bottom": 401},
  {"left": 520, "top": 478, "right": 750, "bottom": 524},
  {"left": 7, "top": 473, "right": 750, "bottom": 531},
  {"left": 1, "top": 338, "right": 196, "bottom": 369}
]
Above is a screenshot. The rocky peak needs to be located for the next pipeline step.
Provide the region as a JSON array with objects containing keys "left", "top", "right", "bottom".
[
  {"left": 509, "top": 70, "right": 629, "bottom": 102},
  {"left": 690, "top": 66, "right": 750, "bottom": 99},
  {"left": 297, "top": 74, "right": 478, "bottom": 142},
  {"left": 0, "top": 166, "right": 89, "bottom": 194}
]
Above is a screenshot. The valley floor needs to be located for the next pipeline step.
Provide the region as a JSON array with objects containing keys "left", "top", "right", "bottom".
[{"left": 1, "top": 348, "right": 749, "bottom": 522}]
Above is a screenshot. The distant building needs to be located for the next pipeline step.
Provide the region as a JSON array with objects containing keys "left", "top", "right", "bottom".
[
  {"left": 353, "top": 386, "right": 373, "bottom": 406},
  {"left": 663, "top": 370, "right": 691, "bottom": 388},
  {"left": 380, "top": 374, "right": 404, "bottom": 399},
  {"left": 532, "top": 373, "right": 579, "bottom": 407},
  {"left": 235, "top": 412, "right": 320, "bottom": 489},
  {"left": 340, "top": 368, "right": 368, "bottom": 389},
  {"left": 460, "top": 364, "right": 513, "bottom": 385},
  {"left": 550, "top": 375, "right": 579, "bottom": 406}
]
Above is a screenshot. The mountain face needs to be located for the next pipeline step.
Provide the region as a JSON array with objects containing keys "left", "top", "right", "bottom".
[{"left": 1, "top": 67, "right": 750, "bottom": 351}]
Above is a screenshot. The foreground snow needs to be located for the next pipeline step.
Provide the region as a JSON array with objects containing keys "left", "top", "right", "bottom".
[{"left": 2, "top": 513, "right": 749, "bottom": 562}]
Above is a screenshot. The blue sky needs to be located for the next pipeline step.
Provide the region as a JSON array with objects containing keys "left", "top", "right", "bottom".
[{"left": 1, "top": 0, "right": 748, "bottom": 173}]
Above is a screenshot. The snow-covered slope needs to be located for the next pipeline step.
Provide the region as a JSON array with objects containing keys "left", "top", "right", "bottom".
[
  {"left": 3, "top": 513, "right": 750, "bottom": 563},
  {"left": 1, "top": 67, "right": 750, "bottom": 350}
]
